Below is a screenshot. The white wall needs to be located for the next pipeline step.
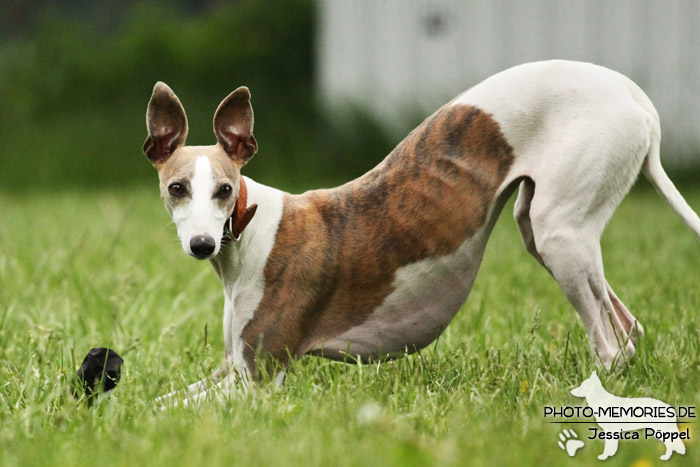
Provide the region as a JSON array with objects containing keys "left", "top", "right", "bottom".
[{"left": 317, "top": 0, "right": 700, "bottom": 167}]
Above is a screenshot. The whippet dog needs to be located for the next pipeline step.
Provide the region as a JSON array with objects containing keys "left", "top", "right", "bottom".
[{"left": 144, "top": 60, "right": 700, "bottom": 404}]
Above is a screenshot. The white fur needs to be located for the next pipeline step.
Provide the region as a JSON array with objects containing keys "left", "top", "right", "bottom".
[
  {"left": 448, "top": 60, "right": 695, "bottom": 369},
  {"left": 171, "top": 156, "right": 229, "bottom": 257},
  {"left": 452, "top": 60, "right": 656, "bottom": 186},
  {"left": 160, "top": 177, "right": 285, "bottom": 405},
  {"left": 217, "top": 177, "right": 285, "bottom": 375}
]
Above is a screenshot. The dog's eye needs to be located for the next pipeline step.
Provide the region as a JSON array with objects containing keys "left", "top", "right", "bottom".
[
  {"left": 216, "top": 184, "right": 232, "bottom": 199},
  {"left": 168, "top": 183, "right": 186, "bottom": 197}
]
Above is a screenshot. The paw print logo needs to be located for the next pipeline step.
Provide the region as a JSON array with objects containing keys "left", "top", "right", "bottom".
[{"left": 558, "top": 429, "right": 584, "bottom": 457}]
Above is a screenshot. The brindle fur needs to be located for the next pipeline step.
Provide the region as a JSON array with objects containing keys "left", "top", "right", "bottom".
[{"left": 240, "top": 104, "right": 514, "bottom": 369}]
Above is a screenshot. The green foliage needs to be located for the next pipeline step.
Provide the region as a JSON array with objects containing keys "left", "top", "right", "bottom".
[
  {"left": 0, "top": 1, "right": 394, "bottom": 193},
  {"left": 0, "top": 186, "right": 698, "bottom": 465},
  {"left": 2, "top": 3, "right": 699, "bottom": 464}
]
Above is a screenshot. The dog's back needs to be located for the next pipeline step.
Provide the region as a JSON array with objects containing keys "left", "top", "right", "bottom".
[{"left": 243, "top": 60, "right": 699, "bottom": 368}]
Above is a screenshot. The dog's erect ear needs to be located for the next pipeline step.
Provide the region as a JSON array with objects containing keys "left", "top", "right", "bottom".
[
  {"left": 143, "top": 82, "right": 189, "bottom": 165},
  {"left": 213, "top": 86, "right": 258, "bottom": 165}
]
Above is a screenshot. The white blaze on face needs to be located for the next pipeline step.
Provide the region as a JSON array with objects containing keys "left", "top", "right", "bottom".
[{"left": 172, "top": 156, "right": 228, "bottom": 257}]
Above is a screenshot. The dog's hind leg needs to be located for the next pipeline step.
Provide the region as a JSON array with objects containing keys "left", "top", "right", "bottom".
[
  {"left": 517, "top": 115, "right": 651, "bottom": 369},
  {"left": 513, "top": 178, "right": 638, "bottom": 368},
  {"left": 514, "top": 178, "right": 546, "bottom": 268},
  {"left": 607, "top": 283, "right": 644, "bottom": 345},
  {"left": 530, "top": 224, "right": 634, "bottom": 370},
  {"left": 523, "top": 169, "right": 643, "bottom": 370}
]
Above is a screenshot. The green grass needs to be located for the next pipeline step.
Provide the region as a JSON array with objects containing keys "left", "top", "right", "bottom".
[{"left": 0, "top": 182, "right": 699, "bottom": 466}]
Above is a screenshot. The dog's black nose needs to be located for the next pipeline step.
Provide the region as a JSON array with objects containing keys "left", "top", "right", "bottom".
[{"left": 190, "top": 234, "right": 216, "bottom": 258}]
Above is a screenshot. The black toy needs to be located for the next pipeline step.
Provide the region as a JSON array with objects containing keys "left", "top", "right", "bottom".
[{"left": 71, "top": 347, "right": 123, "bottom": 405}]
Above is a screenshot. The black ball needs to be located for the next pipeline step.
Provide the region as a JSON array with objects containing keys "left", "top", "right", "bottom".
[{"left": 71, "top": 347, "right": 124, "bottom": 405}]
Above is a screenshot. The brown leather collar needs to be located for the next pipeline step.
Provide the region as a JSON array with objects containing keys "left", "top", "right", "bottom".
[{"left": 222, "top": 177, "right": 258, "bottom": 244}]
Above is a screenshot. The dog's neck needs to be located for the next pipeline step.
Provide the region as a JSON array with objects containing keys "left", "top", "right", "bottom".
[
  {"left": 222, "top": 177, "right": 259, "bottom": 244},
  {"left": 210, "top": 176, "right": 286, "bottom": 291}
]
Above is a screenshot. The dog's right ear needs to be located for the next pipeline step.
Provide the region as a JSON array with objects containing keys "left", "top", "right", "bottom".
[{"left": 143, "top": 82, "right": 189, "bottom": 166}]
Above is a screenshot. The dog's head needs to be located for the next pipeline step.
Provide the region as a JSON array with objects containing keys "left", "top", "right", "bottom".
[
  {"left": 143, "top": 82, "right": 258, "bottom": 259},
  {"left": 570, "top": 370, "right": 601, "bottom": 398}
]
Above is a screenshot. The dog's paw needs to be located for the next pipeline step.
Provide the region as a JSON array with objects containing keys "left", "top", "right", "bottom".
[{"left": 558, "top": 429, "right": 584, "bottom": 457}]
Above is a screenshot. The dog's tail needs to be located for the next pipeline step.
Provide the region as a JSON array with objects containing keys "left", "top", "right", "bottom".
[{"left": 642, "top": 132, "right": 700, "bottom": 240}]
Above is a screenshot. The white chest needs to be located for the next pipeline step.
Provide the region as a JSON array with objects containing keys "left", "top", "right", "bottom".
[{"left": 216, "top": 178, "right": 285, "bottom": 372}]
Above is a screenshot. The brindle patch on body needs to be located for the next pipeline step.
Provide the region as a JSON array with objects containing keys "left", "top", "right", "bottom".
[{"left": 241, "top": 105, "right": 515, "bottom": 372}]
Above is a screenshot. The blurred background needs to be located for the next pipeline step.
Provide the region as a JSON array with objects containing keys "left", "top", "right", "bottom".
[{"left": 1, "top": 0, "right": 699, "bottom": 194}]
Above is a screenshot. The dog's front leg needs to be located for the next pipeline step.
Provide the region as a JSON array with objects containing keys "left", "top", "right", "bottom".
[
  {"left": 156, "top": 297, "right": 238, "bottom": 407},
  {"left": 155, "top": 377, "right": 212, "bottom": 406},
  {"left": 177, "top": 370, "right": 251, "bottom": 406},
  {"left": 184, "top": 363, "right": 285, "bottom": 405},
  {"left": 155, "top": 361, "right": 246, "bottom": 408}
]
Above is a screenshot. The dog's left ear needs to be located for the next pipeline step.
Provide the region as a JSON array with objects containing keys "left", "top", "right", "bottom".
[{"left": 213, "top": 86, "right": 258, "bottom": 165}]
